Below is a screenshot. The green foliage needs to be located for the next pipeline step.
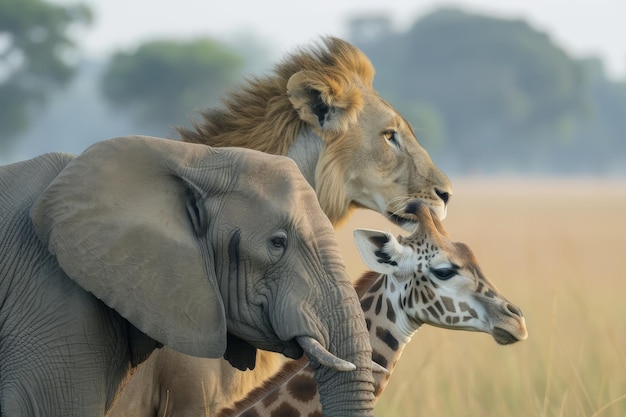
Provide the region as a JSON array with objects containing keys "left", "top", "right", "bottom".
[
  {"left": 0, "top": 0, "right": 92, "bottom": 149},
  {"left": 352, "top": 8, "right": 599, "bottom": 173},
  {"left": 401, "top": 101, "right": 447, "bottom": 149},
  {"left": 100, "top": 38, "right": 244, "bottom": 133},
  {"left": 405, "top": 9, "right": 586, "bottom": 132}
]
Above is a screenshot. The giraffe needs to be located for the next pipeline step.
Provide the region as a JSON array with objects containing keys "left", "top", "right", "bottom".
[{"left": 216, "top": 201, "right": 528, "bottom": 417}]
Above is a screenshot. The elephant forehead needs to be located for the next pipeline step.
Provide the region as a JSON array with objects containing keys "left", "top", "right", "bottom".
[
  {"left": 235, "top": 169, "right": 319, "bottom": 211},
  {"left": 226, "top": 152, "right": 334, "bottom": 232}
]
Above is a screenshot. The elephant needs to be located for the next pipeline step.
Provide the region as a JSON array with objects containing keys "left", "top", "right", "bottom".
[{"left": 0, "top": 135, "right": 375, "bottom": 416}]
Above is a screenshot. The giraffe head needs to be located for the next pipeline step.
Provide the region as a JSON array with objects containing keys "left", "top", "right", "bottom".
[{"left": 354, "top": 200, "right": 528, "bottom": 345}]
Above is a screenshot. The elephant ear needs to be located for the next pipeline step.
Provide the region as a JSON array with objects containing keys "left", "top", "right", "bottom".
[
  {"left": 286, "top": 70, "right": 363, "bottom": 137},
  {"left": 31, "top": 136, "right": 228, "bottom": 358}
]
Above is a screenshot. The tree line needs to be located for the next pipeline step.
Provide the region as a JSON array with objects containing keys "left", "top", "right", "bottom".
[
  {"left": 2, "top": 1, "right": 624, "bottom": 175},
  {"left": 348, "top": 8, "right": 626, "bottom": 175}
]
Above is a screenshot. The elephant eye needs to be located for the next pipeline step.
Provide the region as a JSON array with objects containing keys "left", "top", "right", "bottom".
[{"left": 270, "top": 234, "right": 287, "bottom": 249}]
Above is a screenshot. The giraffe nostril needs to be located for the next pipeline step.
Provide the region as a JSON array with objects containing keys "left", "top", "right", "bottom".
[
  {"left": 505, "top": 303, "right": 523, "bottom": 318},
  {"left": 435, "top": 188, "right": 450, "bottom": 205}
]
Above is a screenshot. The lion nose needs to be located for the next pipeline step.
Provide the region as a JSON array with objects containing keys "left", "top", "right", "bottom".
[
  {"left": 434, "top": 188, "right": 450, "bottom": 205},
  {"left": 504, "top": 303, "right": 524, "bottom": 318}
]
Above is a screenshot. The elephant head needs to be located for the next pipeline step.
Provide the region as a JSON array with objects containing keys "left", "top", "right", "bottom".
[{"left": 30, "top": 135, "right": 375, "bottom": 415}]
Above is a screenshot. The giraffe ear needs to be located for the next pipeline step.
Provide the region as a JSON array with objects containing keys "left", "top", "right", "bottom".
[{"left": 353, "top": 229, "right": 403, "bottom": 274}]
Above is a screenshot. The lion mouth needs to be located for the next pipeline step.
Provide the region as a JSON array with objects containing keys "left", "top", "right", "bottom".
[{"left": 492, "top": 327, "right": 520, "bottom": 345}]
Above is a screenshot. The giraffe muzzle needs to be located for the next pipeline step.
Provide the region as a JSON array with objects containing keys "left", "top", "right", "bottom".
[
  {"left": 492, "top": 327, "right": 523, "bottom": 345},
  {"left": 492, "top": 301, "right": 528, "bottom": 344}
]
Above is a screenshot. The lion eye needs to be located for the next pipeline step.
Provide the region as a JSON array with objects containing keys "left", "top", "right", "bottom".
[{"left": 383, "top": 130, "right": 399, "bottom": 147}]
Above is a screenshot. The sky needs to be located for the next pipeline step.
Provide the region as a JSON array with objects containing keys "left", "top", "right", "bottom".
[{"left": 59, "top": 0, "right": 626, "bottom": 79}]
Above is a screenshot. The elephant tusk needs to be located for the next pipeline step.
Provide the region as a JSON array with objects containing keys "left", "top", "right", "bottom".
[
  {"left": 296, "top": 336, "right": 357, "bottom": 372},
  {"left": 372, "top": 361, "right": 389, "bottom": 375}
]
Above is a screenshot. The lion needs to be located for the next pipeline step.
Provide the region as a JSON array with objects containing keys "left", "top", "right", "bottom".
[
  {"left": 179, "top": 36, "right": 451, "bottom": 225},
  {"left": 107, "top": 37, "right": 452, "bottom": 417}
]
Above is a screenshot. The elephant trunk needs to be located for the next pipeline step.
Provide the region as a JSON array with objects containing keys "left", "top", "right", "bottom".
[{"left": 310, "top": 277, "right": 375, "bottom": 416}]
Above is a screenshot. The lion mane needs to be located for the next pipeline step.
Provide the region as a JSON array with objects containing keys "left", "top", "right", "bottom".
[{"left": 177, "top": 36, "right": 374, "bottom": 156}]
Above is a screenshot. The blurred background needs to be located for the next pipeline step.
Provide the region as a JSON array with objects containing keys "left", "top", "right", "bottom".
[
  {"left": 2, "top": 0, "right": 625, "bottom": 174},
  {"left": 2, "top": 1, "right": 625, "bottom": 416}
]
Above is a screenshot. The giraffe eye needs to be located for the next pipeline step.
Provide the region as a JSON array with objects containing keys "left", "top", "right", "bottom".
[{"left": 431, "top": 268, "right": 456, "bottom": 280}]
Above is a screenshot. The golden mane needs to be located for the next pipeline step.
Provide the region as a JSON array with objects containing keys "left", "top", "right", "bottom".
[
  {"left": 215, "top": 271, "right": 382, "bottom": 417},
  {"left": 176, "top": 36, "right": 375, "bottom": 155}
]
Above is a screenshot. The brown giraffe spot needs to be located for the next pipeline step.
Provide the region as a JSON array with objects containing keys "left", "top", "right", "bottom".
[
  {"left": 376, "top": 326, "right": 399, "bottom": 351},
  {"left": 361, "top": 295, "right": 374, "bottom": 311},
  {"left": 286, "top": 374, "right": 317, "bottom": 403},
  {"left": 425, "top": 286, "right": 435, "bottom": 300},
  {"left": 271, "top": 402, "right": 300, "bottom": 417},
  {"left": 375, "top": 294, "right": 383, "bottom": 315},
  {"left": 459, "top": 301, "right": 478, "bottom": 319},
  {"left": 433, "top": 300, "right": 445, "bottom": 315},
  {"left": 426, "top": 305, "right": 440, "bottom": 319},
  {"left": 484, "top": 288, "right": 497, "bottom": 298},
  {"left": 372, "top": 350, "right": 388, "bottom": 368},
  {"left": 386, "top": 299, "right": 396, "bottom": 323},
  {"left": 241, "top": 409, "right": 261, "bottom": 417},
  {"left": 441, "top": 296, "right": 456, "bottom": 312}
]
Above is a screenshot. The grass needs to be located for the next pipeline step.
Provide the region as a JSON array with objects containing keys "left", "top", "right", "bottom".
[{"left": 334, "top": 178, "right": 626, "bottom": 417}]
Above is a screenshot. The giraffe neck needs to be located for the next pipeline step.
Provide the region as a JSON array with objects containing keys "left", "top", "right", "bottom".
[
  {"left": 361, "top": 274, "right": 422, "bottom": 396},
  {"left": 216, "top": 272, "right": 420, "bottom": 417}
]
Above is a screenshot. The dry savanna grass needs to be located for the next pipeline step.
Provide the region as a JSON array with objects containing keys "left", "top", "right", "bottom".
[{"left": 334, "top": 178, "right": 626, "bottom": 417}]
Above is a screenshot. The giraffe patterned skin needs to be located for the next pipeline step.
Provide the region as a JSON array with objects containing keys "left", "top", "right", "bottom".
[{"left": 217, "top": 202, "right": 528, "bottom": 417}]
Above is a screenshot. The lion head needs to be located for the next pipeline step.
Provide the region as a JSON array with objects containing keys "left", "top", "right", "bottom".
[{"left": 178, "top": 37, "right": 451, "bottom": 229}]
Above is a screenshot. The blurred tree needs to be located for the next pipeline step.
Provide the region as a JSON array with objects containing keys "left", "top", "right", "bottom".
[
  {"left": 348, "top": 14, "right": 393, "bottom": 45},
  {"left": 0, "top": 0, "right": 92, "bottom": 150},
  {"left": 351, "top": 8, "right": 591, "bottom": 172},
  {"left": 100, "top": 38, "right": 244, "bottom": 135},
  {"left": 401, "top": 101, "right": 447, "bottom": 149},
  {"left": 564, "top": 58, "right": 626, "bottom": 174}
]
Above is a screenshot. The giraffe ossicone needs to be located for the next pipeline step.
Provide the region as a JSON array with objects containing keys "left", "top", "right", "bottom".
[{"left": 217, "top": 201, "right": 528, "bottom": 417}]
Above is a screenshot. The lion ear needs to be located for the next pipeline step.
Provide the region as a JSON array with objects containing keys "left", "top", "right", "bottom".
[{"left": 287, "top": 70, "right": 363, "bottom": 136}]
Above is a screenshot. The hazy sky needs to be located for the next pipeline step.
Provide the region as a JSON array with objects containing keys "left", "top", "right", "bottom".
[{"left": 61, "top": 0, "right": 625, "bottom": 78}]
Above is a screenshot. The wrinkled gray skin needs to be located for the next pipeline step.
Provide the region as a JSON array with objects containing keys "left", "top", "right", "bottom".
[{"left": 0, "top": 136, "right": 374, "bottom": 417}]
